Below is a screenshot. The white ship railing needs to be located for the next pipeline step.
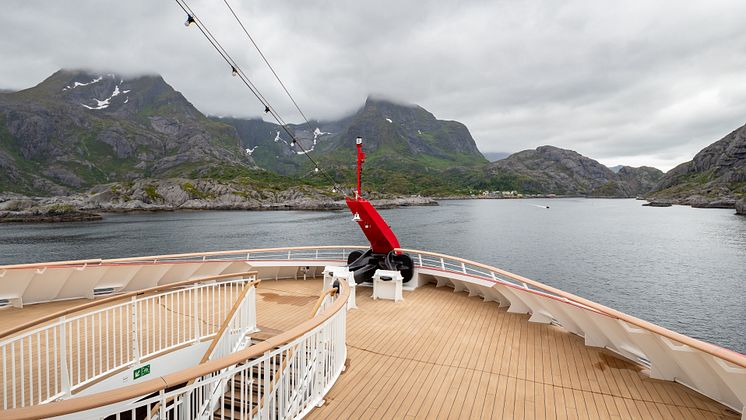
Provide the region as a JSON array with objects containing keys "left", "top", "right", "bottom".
[
  {"left": 0, "top": 280, "right": 349, "bottom": 420},
  {"left": 0, "top": 272, "right": 258, "bottom": 410},
  {"left": 0, "top": 246, "right": 364, "bottom": 307},
  {"left": 0, "top": 245, "right": 743, "bottom": 415},
  {"left": 398, "top": 247, "right": 746, "bottom": 415}
]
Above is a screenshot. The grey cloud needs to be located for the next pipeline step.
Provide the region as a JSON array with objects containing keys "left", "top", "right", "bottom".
[{"left": 2, "top": 0, "right": 746, "bottom": 171}]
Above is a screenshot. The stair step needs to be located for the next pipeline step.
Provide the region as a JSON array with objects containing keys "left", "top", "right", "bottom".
[
  {"left": 221, "top": 391, "right": 259, "bottom": 409},
  {"left": 212, "top": 407, "right": 248, "bottom": 420},
  {"left": 250, "top": 327, "right": 284, "bottom": 343}
]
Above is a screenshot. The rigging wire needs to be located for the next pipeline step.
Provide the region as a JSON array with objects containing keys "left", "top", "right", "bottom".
[
  {"left": 174, "top": 0, "right": 341, "bottom": 193},
  {"left": 221, "top": 0, "right": 313, "bottom": 128}
]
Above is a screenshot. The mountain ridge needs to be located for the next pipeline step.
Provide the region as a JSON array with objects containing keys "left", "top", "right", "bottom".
[
  {"left": 1, "top": 69, "right": 670, "bottom": 202},
  {"left": 480, "top": 145, "right": 663, "bottom": 197},
  {"left": 0, "top": 69, "right": 255, "bottom": 195},
  {"left": 647, "top": 121, "right": 746, "bottom": 207}
]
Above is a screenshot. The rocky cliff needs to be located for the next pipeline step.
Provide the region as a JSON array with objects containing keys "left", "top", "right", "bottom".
[
  {"left": 0, "top": 70, "right": 255, "bottom": 195},
  {"left": 736, "top": 198, "right": 746, "bottom": 215},
  {"left": 648, "top": 122, "right": 746, "bottom": 207},
  {"left": 617, "top": 166, "right": 664, "bottom": 196}
]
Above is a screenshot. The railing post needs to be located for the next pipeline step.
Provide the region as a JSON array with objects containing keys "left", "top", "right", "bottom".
[
  {"left": 263, "top": 356, "right": 271, "bottom": 418},
  {"left": 248, "top": 284, "right": 257, "bottom": 332},
  {"left": 58, "top": 317, "right": 71, "bottom": 398},
  {"left": 193, "top": 287, "right": 200, "bottom": 342},
  {"left": 440, "top": 258, "right": 445, "bottom": 270},
  {"left": 130, "top": 296, "right": 140, "bottom": 365},
  {"left": 159, "top": 389, "right": 166, "bottom": 419},
  {"left": 418, "top": 254, "right": 423, "bottom": 267},
  {"left": 288, "top": 250, "right": 292, "bottom": 260},
  {"left": 461, "top": 262, "right": 467, "bottom": 274}
]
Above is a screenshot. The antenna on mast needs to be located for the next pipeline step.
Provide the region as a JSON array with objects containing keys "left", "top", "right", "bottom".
[{"left": 355, "top": 136, "right": 365, "bottom": 199}]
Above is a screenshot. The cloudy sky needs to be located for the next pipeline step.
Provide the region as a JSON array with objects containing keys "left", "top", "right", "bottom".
[{"left": 2, "top": 1, "right": 746, "bottom": 171}]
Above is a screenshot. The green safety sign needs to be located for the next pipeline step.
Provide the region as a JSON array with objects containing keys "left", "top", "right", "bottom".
[{"left": 133, "top": 364, "right": 151, "bottom": 380}]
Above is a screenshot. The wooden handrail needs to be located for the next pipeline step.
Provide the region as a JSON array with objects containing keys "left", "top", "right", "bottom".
[
  {"left": 398, "top": 247, "right": 746, "bottom": 368},
  {"left": 149, "top": 278, "right": 261, "bottom": 418},
  {"left": 197, "top": 280, "right": 259, "bottom": 365},
  {"left": 0, "top": 281, "right": 350, "bottom": 420},
  {"left": 0, "top": 271, "right": 258, "bottom": 341},
  {"left": 0, "top": 245, "right": 367, "bottom": 270},
  {"left": 309, "top": 287, "right": 339, "bottom": 318}
]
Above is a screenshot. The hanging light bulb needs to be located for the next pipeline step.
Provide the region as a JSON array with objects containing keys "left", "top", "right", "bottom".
[
  {"left": 184, "top": 15, "right": 195, "bottom": 27},
  {"left": 332, "top": 188, "right": 337, "bottom": 193},
  {"left": 314, "top": 167, "right": 319, "bottom": 173},
  {"left": 231, "top": 66, "right": 238, "bottom": 77},
  {"left": 291, "top": 139, "right": 296, "bottom": 146}
]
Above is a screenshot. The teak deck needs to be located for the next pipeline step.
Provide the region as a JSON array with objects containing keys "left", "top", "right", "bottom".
[{"left": 0, "top": 278, "right": 739, "bottom": 419}]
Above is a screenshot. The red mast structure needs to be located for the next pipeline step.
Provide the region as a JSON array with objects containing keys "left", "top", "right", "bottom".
[
  {"left": 344, "top": 136, "right": 414, "bottom": 283},
  {"left": 345, "top": 137, "right": 401, "bottom": 254}
]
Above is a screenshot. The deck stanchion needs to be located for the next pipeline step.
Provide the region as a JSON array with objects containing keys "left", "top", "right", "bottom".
[
  {"left": 192, "top": 289, "right": 200, "bottom": 342},
  {"left": 58, "top": 317, "right": 70, "bottom": 398},
  {"left": 130, "top": 297, "right": 140, "bottom": 365}
]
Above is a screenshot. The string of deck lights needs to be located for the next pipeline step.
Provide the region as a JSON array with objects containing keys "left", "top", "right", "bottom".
[
  {"left": 175, "top": 0, "right": 341, "bottom": 193},
  {"left": 221, "top": 0, "right": 314, "bottom": 130}
]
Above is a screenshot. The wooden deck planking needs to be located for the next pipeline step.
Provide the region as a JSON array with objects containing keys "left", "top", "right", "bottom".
[{"left": 307, "top": 281, "right": 739, "bottom": 420}]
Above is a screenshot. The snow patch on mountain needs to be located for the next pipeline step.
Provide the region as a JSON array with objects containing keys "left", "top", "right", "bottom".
[
  {"left": 273, "top": 131, "right": 289, "bottom": 146},
  {"left": 385, "top": 118, "right": 393, "bottom": 123},
  {"left": 312, "top": 127, "right": 329, "bottom": 146},
  {"left": 80, "top": 84, "right": 124, "bottom": 110},
  {"left": 62, "top": 76, "right": 103, "bottom": 91},
  {"left": 245, "top": 146, "right": 258, "bottom": 155}
]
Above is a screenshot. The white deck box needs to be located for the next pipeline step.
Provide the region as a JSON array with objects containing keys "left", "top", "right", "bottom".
[{"left": 372, "top": 270, "right": 404, "bottom": 302}]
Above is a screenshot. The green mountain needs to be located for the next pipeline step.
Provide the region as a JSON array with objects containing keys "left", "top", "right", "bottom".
[
  {"left": 475, "top": 146, "right": 663, "bottom": 197},
  {"left": 0, "top": 69, "right": 255, "bottom": 195},
  {"left": 648, "top": 122, "right": 746, "bottom": 207},
  {"left": 217, "top": 96, "right": 488, "bottom": 195}
]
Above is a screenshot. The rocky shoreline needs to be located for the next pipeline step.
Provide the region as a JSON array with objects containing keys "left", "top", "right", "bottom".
[
  {"left": 0, "top": 178, "right": 438, "bottom": 223},
  {"left": 641, "top": 194, "right": 746, "bottom": 215},
  {"left": 643, "top": 195, "right": 741, "bottom": 210}
]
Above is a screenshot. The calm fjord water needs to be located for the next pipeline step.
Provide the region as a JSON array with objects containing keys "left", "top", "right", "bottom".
[{"left": 1, "top": 198, "right": 744, "bottom": 354}]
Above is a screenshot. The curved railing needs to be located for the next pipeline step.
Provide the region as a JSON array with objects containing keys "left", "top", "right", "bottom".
[
  {"left": 0, "top": 272, "right": 259, "bottom": 409},
  {"left": 0, "top": 245, "right": 367, "bottom": 270},
  {"left": 0, "top": 279, "right": 349, "bottom": 420},
  {"left": 398, "top": 247, "right": 746, "bottom": 413},
  {"left": 0, "top": 246, "right": 366, "bottom": 307}
]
